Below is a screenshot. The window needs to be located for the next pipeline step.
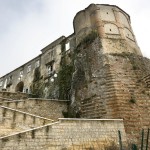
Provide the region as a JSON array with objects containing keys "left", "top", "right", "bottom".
[
  {"left": 27, "top": 65, "right": 31, "bottom": 73},
  {"left": 3, "top": 79, "right": 7, "bottom": 89},
  {"left": 23, "top": 88, "right": 29, "bottom": 93},
  {"left": 18, "top": 71, "right": 23, "bottom": 81},
  {"left": 65, "top": 42, "right": 70, "bottom": 51},
  {"left": 7, "top": 75, "right": 13, "bottom": 87},
  {"left": 47, "top": 64, "right": 53, "bottom": 75},
  {"left": 50, "top": 51, "right": 54, "bottom": 59},
  {"left": 8, "top": 75, "right": 13, "bottom": 82},
  {"left": 9, "top": 75, "right": 13, "bottom": 80},
  {"left": 35, "top": 60, "right": 40, "bottom": 68},
  {"left": 0, "top": 81, "right": 3, "bottom": 87},
  {"left": 20, "top": 70, "right": 23, "bottom": 75}
]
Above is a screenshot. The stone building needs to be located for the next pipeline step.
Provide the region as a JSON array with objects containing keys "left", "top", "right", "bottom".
[
  {"left": 0, "top": 4, "right": 150, "bottom": 148},
  {"left": 0, "top": 4, "right": 141, "bottom": 95}
]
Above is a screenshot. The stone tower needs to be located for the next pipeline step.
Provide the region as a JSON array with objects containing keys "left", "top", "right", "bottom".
[
  {"left": 71, "top": 4, "right": 150, "bottom": 145},
  {"left": 73, "top": 4, "right": 142, "bottom": 55}
]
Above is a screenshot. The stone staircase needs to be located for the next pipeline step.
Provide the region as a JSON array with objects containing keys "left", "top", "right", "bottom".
[
  {"left": 0, "top": 118, "right": 127, "bottom": 150},
  {"left": 0, "top": 92, "right": 127, "bottom": 150},
  {"left": 0, "top": 94, "right": 67, "bottom": 138},
  {"left": 1, "top": 98, "right": 68, "bottom": 120},
  {"left": 0, "top": 124, "right": 22, "bottom": 137}
]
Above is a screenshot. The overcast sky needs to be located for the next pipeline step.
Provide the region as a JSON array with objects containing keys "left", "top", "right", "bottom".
[{"left": 0, "top": 0, "right": 150, "bottom": 77}]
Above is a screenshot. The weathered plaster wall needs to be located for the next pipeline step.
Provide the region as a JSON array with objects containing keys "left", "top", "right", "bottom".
[
  {"left": 0, "top": 55, "right": 41, "bottom": 93},
  {"left": 40, "top": 44, "right": 62, "bottom": 79},
  {"left": 0, "top": 119, "right": 127, "bottom": 150},
  {"left": 0, "top": 37, "right": 66, "bottom": 95}
]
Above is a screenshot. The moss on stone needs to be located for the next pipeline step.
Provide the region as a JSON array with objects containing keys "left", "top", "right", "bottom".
[
  {"left": 110, "top": 52, "right": 144, "bottom": 71},
  {"left": 129, "top": 97, "right": 136, "bottom": 103},
  {"left": 75, "top": 30, "right": 99, "bottom": 53}
]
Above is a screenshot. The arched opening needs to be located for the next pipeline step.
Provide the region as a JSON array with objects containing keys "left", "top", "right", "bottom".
[
  {"left": 104, "top": 23, "right": 120, "bottom": 34},
  {"left": 15, "top": 81, "right": 24, "bottom": 92}
]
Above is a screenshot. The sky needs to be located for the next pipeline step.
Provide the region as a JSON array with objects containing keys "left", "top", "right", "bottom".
[{"left": 0, "top": 0, "right": 150, "bottom": 77}]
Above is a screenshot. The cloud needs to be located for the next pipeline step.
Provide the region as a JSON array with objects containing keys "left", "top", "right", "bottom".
[{"left": 0, "top": 0, "right": 150, "bottom": 76}]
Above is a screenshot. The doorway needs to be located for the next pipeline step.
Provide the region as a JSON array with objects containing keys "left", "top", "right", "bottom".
[{"left": 15, "top": 81, "right": 24, "bottom": 92}]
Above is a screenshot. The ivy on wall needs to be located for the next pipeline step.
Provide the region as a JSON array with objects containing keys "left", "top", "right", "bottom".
[
  {"left": 33, "top": 67, "right": 41, "bottom": 82},
  {"left": 58, "top": 64, "right": 74, "bottom": 100},
  {"left": 75, "top": 30, "right": 99, "bottom": 53},
  {"left": 58, "top": 39, "right": 74, "bottom": 100},
  {"left": 29, "top": 30, "right": 99, "bottom": 100},
  {"left": 30, "top": 67, "right": 44, "bottom": 98}
]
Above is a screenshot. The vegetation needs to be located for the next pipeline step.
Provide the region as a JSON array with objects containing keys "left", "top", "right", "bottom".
[
  {"left": 110, "top": 52, "right": 141, "bottom": 70},
  {"left": 30, "top": 80, "right": 44, "bottom": 98},
  {"left": 58, "top": 39, "right": 75, "bottom": 100},
  {"left": 29, "top": 30, "right": 99, "bottom": 99},
  {"left": 75, "top": 30, "right": 99, "bottom": 53},
  {"left": 33, "top": 67, "right": 41, "bottom": 82},
  {"left": 129, "top": 96, "right": 136, "bottom": 103},
  {"left": 30, "top": 67, "right": 45, "bottom": 98},
  {"left": 58, "top": 61, "right": 74, "bottom": 100}
]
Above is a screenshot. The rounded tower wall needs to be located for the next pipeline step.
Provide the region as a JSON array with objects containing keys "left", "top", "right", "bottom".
[
  {"left": 73, "top": 4, "right": 95, "bottom": 45},
  {"left": 73, "top": 4, "right": 142, "bottom": 55}
]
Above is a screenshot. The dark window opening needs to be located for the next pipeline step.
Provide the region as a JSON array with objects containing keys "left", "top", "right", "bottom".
[{"left": 15, "top": 81, "right": 24, "bottom": 92}]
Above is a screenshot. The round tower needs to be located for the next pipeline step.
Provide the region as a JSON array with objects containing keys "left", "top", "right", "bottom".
[{"left": 73, "top": 4, "right": 142, "bottom": 55}]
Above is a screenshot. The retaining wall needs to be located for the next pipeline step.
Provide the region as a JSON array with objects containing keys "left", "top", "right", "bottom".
[
  {"left": 0, "top": 119, "right": 127, "bottom": 150},
  {"left": 2, "top": 98, "right": 68, "bottom": 120},
  {"left": 0, "top": 106, "right": 53, "bottom": 132},
  {"left": 0, "top": 92, "right": 28, "bottom": 100}
]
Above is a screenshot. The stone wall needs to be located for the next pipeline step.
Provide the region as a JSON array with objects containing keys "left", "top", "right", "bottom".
[
  {"left": 0, "top": 92, "right": 28, "bottom": 100},
  {"left": 0, "top": 106, "right": 53, "bottom": 133},
  {"left": 105, "top": 53, "right": 150, "bottom": 146},
  {"left": 73, "top": 4, "right": 142, "bottom": 55},
  {"left": 0, "top": 36, "right": 66, "bottom": 94},
  {"left": 2, "top": 98, "right": 68, "bottom": 120},
  {"left": 71, "top": 37, "right": 113, "bottom": 118},
  {"left": 71, "top": 36, "right": 150, "bottom": 147},
  {"left": 0, "top": 119, "right": 127, "bottom": 150}
]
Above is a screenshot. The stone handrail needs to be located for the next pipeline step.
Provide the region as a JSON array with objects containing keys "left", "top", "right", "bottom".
[
  {"left": 0, "top": 121, "right": 59, "bottom": 139},
  {"left": 0, "top": 96, "right": 69, "bottom": 102},
  {"left": 0, "top": 106, "right": 54, "bottom": 122}
]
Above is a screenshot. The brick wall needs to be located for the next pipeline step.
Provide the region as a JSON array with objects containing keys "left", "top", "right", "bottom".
[
  {"left": 0, "top": 119, "right": 127, "bottom": 150},
  {"left": 106, "top": 54, "right": 150, "bottom": 146}
]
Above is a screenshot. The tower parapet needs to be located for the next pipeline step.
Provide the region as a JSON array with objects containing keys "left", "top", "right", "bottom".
[{"left": 73, "top": 4, "right": 142, "bottom": 55}]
